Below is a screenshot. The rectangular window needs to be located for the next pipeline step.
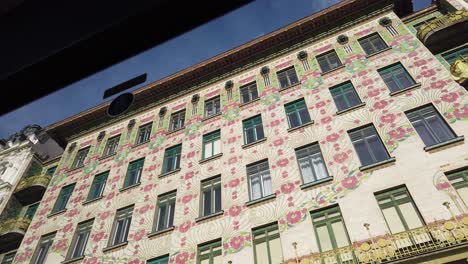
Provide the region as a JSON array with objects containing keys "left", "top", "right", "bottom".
[
  {"left": 123, "top": 158, "right": 144, "bottom": 188},
  {"left": 86, "top": 171, "right": 109, "bottom": 201},
  {"left": 406, "top": 105, "right": 457, "bottom": 147},
  {"left": 446, "top": 169, "right": 468, "bottom": 208},
  {"left": 311, "top": 206, "right": 351, "bottom": 252},
  {"left": 51, "top": 183, "right": 75, "bottom": 213},
  {"left": 162, "top": 145, "right": 181, "bottom": 174},
  {"left": 148, "top": 255, "right": 169, "bottom": 264},
  {"left": 136, "top": 123, "right": 152, "bottom": 145},
  {"left": 31, "top": 232, "right": 56, "bottom": 264},
  {"left": 109, "top": 206, "right": 133, "bottom": 246},
  {"left": 375, "top": 186, "right": 424, "bottom": 234},
  {"left": 349, "top": 125, "right": 390, "bottom": 167},
  {"left": 316, "top": 50, "right": 342, "bottom": 73},
  {"left": 66, "top": 219, "right": 94, "bottom": 260},
  {"left": 252, "top": 223, "right": 283, "bottom": 264},
  {"left": 358, "top": 33, "right": 388, "bottom": 55},
  {"left": 1, "top": 252, "right": 16, "bottom": 264},
  {"left": 296, "top": 143, "right": 330, "bottom": 185},
  {"left": 240, "top": 82, "right": 259, "bottom": 104},
  {"left": 442, "top": 45, "right": 468, "bottom": 65},
  {"left": 197, "top": 239, "right": 222, "bottom": 264},
  {"left": 378, "top": 63, "right": 416, "bottom": 93},
  {"left": 154, "top": 191, "right": 176, "bottom": 231},
  {"left": 284, "top": 99, "right": 311, "bottom": 128},
  {"left": 204, "top": 96, "right": 221, "bottom": 118},
  {"left": 247, "top": 160, "right": 272, "bottom": 201},
  {"left": 45, "top": 166, "right": 57, "bottom": 177},
  {"left": 243, "top": 115, "right": 265, "bottom": 145},
  {"left": 71, "top": 147, "right": 90, "bottom": 169},
  {"left": 103, "top": 135, "right": 120, "bottom": 157},
  {"left": 277, "top": 66, "right": 299, "bottom": 89},
  {"left": 169, "top": 110, "right": 186, "bottom": 132},
  {"left": 24, "top": 202, "right": 39, "bottom": 220},
  {"left": 202, "top": 130, "right": 221, "bottom": 159},
  {"left": 200, "top": 176, "right": 222, "bottom": 217},
  {"left": 330, "top": 82, "right": 362, "bottom": 112}
]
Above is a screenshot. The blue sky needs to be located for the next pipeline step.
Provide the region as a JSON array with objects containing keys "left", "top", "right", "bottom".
[{"left": 0, "top": 0, "right": 432, "bottom": 138}]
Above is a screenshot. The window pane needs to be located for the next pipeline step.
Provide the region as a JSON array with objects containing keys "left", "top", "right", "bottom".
[
  {"left": 251, "top": 176, "right": 262, "bottom": 200},
  {"left": 213, "top": 139, "right": 221, "bottom": 156},
  {"left": 245, "top": 128, "right": 256, "bottom": 144},
  {"left": 312, "top": 155, "right": 329, "bottom": 180},
  {"left": 299, "top": 158, "right": 315, "bottom": 183},
  {"left": 354, "top": 140, "right": 374, "bottom": 166},
  {"left": 427, "top": 115, "right": 455, "bottom": 142},
  {"left": 316, "top": 225, "right": 333, "bottom": 251},
  {"left": 203, "top": 189, "right": 211, "bottom": 216},
  {"left": 288, "top": 112, "right": 300, "bottom": 128},
  {"left": 262, "top": 175, "right": 272, "bottom": 196},
  {"left": 256, "top": 125, "right": 264, "bottom": 140},
  {"left": 367, "top": 136, "right": 389, "bottom": 162},
  {"left": 456, "top": 186, "right": 468, "bottom": 207},
  {"left": 382, "top": 207, "right": 405, "bottom": 233},
  {"left": 399, "top": 203, "right": 423, "bottom": 229},
  {"left": 269, "top": 237, "right": 284, "bottom": 263},
  {"left": 298, "top": 108, "right": 311, "bottom": 124},
  {"left": 204, "top": 142, "right": 213, "bottom": 158},
  {"left": 332, "top": 221, "right": 350, "bottom": 248},
  {"left": 214, "top": 186, "right": 221, "bottom": 212},
  {"left": 158, "top": 205, "right": 167, "bottom": 230},
  {"left": 412, "top": 121, "right": 437, "bottom": 146},
  {"left": 255, "top": 241, "right": 269, "bottom": 264}
]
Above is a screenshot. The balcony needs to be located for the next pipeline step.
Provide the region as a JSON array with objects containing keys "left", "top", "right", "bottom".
[
  {"left": 416, "top": 10, "right": 468, "bottom": 53},
  {"left": 0, "top": 217, "right": 31, "bottom": 253},
  {"left": 14, "top": 174, "right": 51, "bottom": 204}
]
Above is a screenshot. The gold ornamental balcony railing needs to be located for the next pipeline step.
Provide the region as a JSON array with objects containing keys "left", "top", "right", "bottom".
[
  {"left": 283, "top": 216, "right": 468, "bottom": 264},
  {"left": 14, "top": 174, "right": 51, "bottom": 193},
  {"left": 0, "top": 217, "right": 31, "bottom": 237},
  {"left": 416, "top": 10, "right": 468, "bottom": 43}
]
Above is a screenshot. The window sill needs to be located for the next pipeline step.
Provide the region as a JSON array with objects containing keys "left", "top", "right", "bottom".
[
  {"left": 320, "top": 65, "right": 345, "bottom": 76},
  {"left": 246, "top": 194, "right": 276, "bottom": 207},
  {"left": 195, "top": 210, "right": 224, "bottom": 223},
  {"left": 82, "top": 196, "right": 103, "bottom": 205},
  {"left": 147, "top": 226, "right": 174, "bottom": 238},
  {"left": 279, "top": 83, "right": 301, "bottom": 92},
  {"left": 287, "top": 121, "right": 314, "bottom": 133},
  {"left": 132, "top": 141, "right": 149, "bottom": 149},
  {"left": 359, "top": 157, "right": 396, "bottom": 172},
  {"left": 47, "top": 209, "right": 67, "bottom": 218},
  {"left": 167, "top": 127, "right": 185, "bottom": 135},
  {"left": 158, "top": 168, "right": 181, "bottom": 178},
  {"left": 199, "top": 153, "right": 223, "bottom": 164},
  {"left": 99, "top": 153, "right": 116, "bottom": 161},
  {"left": 424, "top": 136, "right": 464, "bottom": 152},
  {"left": 365, "top": 47, "right": 392, "bottom": 58},
  {"left": 119, "top": 182, "right": 141, "bottom": 192},
  {"left": 103, "top": 242, "right": 128, "bottom": 253},
  {"left": 61, "top": 256, "right": 85, "bottom": 264},
  {"left": 242, "top": 137, "right": 267, "bottom": 149},
  {"left": 202, "top": 113, "right": 222, "bottom": 122},
  {"left": 240, "top": 98, "right": 260, "bottom": 107},
  {"left": 300, "top": 177, "right": 334, "bottom": 190},
  {"left": 389, "top": 83, "right": 421, "bottom": 96},
  {"left": 336, "top": 102, "right": 366, "bottom": 115}
]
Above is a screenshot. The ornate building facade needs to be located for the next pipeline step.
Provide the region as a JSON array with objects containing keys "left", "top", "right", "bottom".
[{"left": 9, "top": 0, "right": 468, "bottom": 263}]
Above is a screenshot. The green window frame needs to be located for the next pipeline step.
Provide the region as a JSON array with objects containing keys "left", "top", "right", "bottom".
[
  {"left": 65, "top": 219, "right": 94, "bottom": 260},
  {"left": 311, "top": 206, "right": 351, "bottom": 253},
  {"left": 136, "top": 123, "right": 152, "bottom": 145},
  {"left": 316, "top": 50, "right": 342, "bottom": 73},
  {"left": 276, "top": 66, "right": 299, "bottom": 89},
  {"left": 154, "top": 191, "right": 176, "bottom": 232},
  {"left": 103, "top": 134, "right": 121, "bottom": 157},
  {"left": 375, "top": 186, "right": 424, "bottom": 234},
  {"left": 358, "top": 33, "right": 388, "bottom": 55},
  {"left": 86, "top": 171, "right": 109, "bottom": 201},
  {"left": 330, "top": 82, "right": 362, "bottom": 112},
  {"left": 247, "top": 160, "right": 272, "bottom": 201},
  {"left": 169, "top": 110, "right": 186, "bottom": 132},
  {"left": 45, "top": 166, "right": 57, "bottom": 177},
  {"left": 200, "top": 176, "right": 222, "bottom": 217},
  {"left": 446, "top": 168, "right": 468, "bottom": 208},
  {"left": 240, "top": 82, "right": 259, "bottom": 104},
  {"left": 31, "top": 232, "right": 56, "bottom": 264},
  {"left": 51, "top": 183, "right": 75, "bottom": 213},
  {"left": 204, "top": 96, "right": 221, "bottom": 118},
  {"left": 197, "top": 239, "right": 222, "bottom": 264},
  {"left": 0, "top": 251, "right": 16, "bottom": 264},
  {"left": 252, "top": 223, "right": 283, "bottom": 264},
  {"left": 123, "top": 158, "right": 144, "bottom": 188},
  {"left": 147, "top": 255, "right": 169, "bottom": 264},
  {"left": 162, "top": 145, "right": 182, "bottom": 174},
  {"left": 109, "top": 205, "right": 133, "bottom": 246},
  {"left": 284, "top": 99, "right": 311, "bottom": 128},
  {"left": 348, "top": 125, "right": 390, "bottom": 167},
  {"left": 24, "top": 202, "right": 40, "bottom": 220},
  {"left": 243, "top": 115, "right": 264, "bottom": 145},
  {"left": 378, "top": 63, "right": 416, "bottom": 93},
  {"left": 202, "top": 130, "right": 221, "bottom": 159},
  {"left": 441, "top": 45, "right": 468, "bottom": 65},
  {"left": 71, "top": 147, "right": 90, "bottom": 169}
]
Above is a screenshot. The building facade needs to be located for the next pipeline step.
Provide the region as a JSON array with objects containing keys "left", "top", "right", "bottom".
[{"left": 11, "top": 0, "right": 468, "bottom": 263}]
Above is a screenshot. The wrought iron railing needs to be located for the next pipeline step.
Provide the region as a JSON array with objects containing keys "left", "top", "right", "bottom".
[
  {"left": 14, "top": 174, "right": 51, "bottom": 193},
  {"left": 416, "top": 10, "right": 468, "bottom": 42},
  {"left": 0, "top": 217, "right": 31, "bottom": 236}
]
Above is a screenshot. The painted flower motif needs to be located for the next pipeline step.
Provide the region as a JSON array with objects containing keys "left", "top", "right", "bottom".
[
  {"left": 286, "top": 210, "right": 303, "bottom": 225},
  {"left": 373, "top": 100, "right": 388, "bottom": 109},
  {"left": 143, "top": 184, "right": 154, "bottom": 192},
  {"left": 453, "top": 106, "right": 468, "bottom": 119},
  {"left": 441, "top": 92, "right": 458, "bottom": 103},
  {"left": 273, "top": 138, "right": 284, "bottom": 146},
  {"left": 66, "top": 208, "right": 79, "bottom": 218},
  {"left": 388, "top": 127, "right": 406, "bottom": 139},
  {"left": 138, "top": 204, "right": 151, "bottom": 214},
  {"left": 99, "top": 211, "right": 112, "bottom": 220},
  {"left": 380, "top": 113, "right": 396, "bottom": 123},
  {"left": 228, "top": 137, "right": 237, "bottom": 144},
  {"left": 31, "top": 220, "right": 45, "bottom": 230},
  {"left": 92, "top": 231, "right": 105, "bottom": 242},
  {"left": 187, "top": 151, "right": 195, "bottom": 159},
  {"left": 414, "top": 59, "right": 427, "bottom": 66},
  {"left": 179, "top": 221, "right": 191, "bottom": 233},
  {"left": 315, "top": 101, "right": 326, "bottom": 108},
  {"left": 228, "top": 157, "right": 238, "bottom": 165},
  {"left": 362, "top": 79, "right": 373, "bottom": 86},
  {"left": 421, "top": 69, "right": 436, "bottom": 77},
  {"left": 436, "top": 182, "right": 450, "bottom": 190},
  {"left": 184, "top": 172, "right": 194, "bottom": 180},
  {"left": 132, "top": 229, "right": 146, "bottom": 241},
  {"left": 228, "top": 178, "right": 240, "bottom": 188},
  {"left": 333, "top": 152, "right": 348, "bottom": 163},
  {"left": 326, "top": 133, "right": 339, "bottom": 142},
  {"left": 182, "top": 194, "right": 193, "bottom": 204},
  {"left": 321, "top": 116, "right": 332, "bottom": 124},
  {"left": 368, "top": 89, "right": 380, "bottom": 97},
  {"left": 276, "top": 158, "right": 289, "bottom": 167},
  {"left": 228, "top": 205, "right": 242, "bottom": 217},
  {"left": 106, "top": 191, "right": 115, "bottom": 200},
  {"left": 128, "top": 259, "right": 143, "bottom": 264},
  {"left": 24, "top": 236, "right": 37, "bottom": 245},
  {"left": 280, "top": 182, "right": 295, "bottom": 194},
  {"left": 341, "top": 176, "right": 358, "bottom": 189},
  {"left": 52, "top": 239, "right": 68, "bottom": 251},
  {"left": 175, "top": 252, "right": 190, "bottom": 264},
  {"left": 63, "top": 222, "right": 73, "bottom": 233},
  {"left": 85, "top": 257, "right": 99, "bottom": 264},
  {"left": 270, "top": 120, "right": 281, "bottom": 127},
  {"left": 430, "top": 80, "right": 445, "bottom": 89},
  {"left": 229, "top": 235, "right": 245, "bottom": 251}
]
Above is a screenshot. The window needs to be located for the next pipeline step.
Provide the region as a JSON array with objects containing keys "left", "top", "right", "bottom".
[
  {"left": 284, "top": 99, "right": 311, "bottom": 128},
  {"left": 252, "top": 223, "right": 283, "bottom": 264},
  {"left": 202, "top": 130, "right": 221, "bottom": 160},
  {"left": 169, "top": 110, "right": 186, "bottom": 132},
  {"left": 31, "top": 232, "right": 56, "bottom": 264},
  {"left": 358, "top": 33, "right": 388, "bottom": 55},
  {"left": 296, "top": 144, "right": 330, "bottom": 185},
  {"left": 24, "top": 203, "right": 39, "bottom": 220},
  {"left": 406, "top": 105, "right": 457, "bottom": 147},
  {"left": 148, "top": 255, "right": 169, "bottom": 264},
  {"left": 1, "top": 252, "right": 16, "bottom": 264},
  {"left": 446, "top": 169, "right": 468, "bottom": 208},
  {"left": 86, "top": 171, "right": 109, "bottom": 201},
  {"left": 136, "top": 123, "right": 152, "bottom": 145},
  {"left": 51, "top": 183, "right": 75, "bottom": 213},
  {"left": 316, "top": 50, "right": 342, "bottom": 73},
  {"left": 311, "top": 206, "right": 351, "bottom": 252},
  {"left": 204, "top": 96, "right": 221, "bottom": 118},
  {"left": 247, "top": 160, "right": 272, "bottom": 201},
  {"left": 71, "top": 147, "right": 90, "bottom": 169},
  {"left": 103, "top": 135, "right": 120, "bottom": 157},
  {"left": 378, "top": 63, "right": 416, "bottom": 93},
  {"left": 123, "top": 158, "right": 144, "bottom": 188},
  {"left": 197, "top": 239, "right": 222, "bottom": 264},
  {"left": 66, "top": 219, "right": 94, "bottom": 260},
  {"left": 154, "top": 192, "right": 176, "bottom": 231},
  {"left": 330, "top": 82, "right": 362, "bottom": 112},
  {"left": 240, "top": 82, "right": 259, "bottom": 104},
  {"left": 243, "top": 115, "right": 265, "bottom": 145},
  {"left": 200, "top": 176, "right": 222, "bottom": 217},
  {"left": 349, "top": 125, "right": 390, "bottom": 167},
  {"left": 109, "top": 206, "right": 133, "bottom": 246},
  {"left": 162, "top": 145, "right": 181, "bottom": 174},
  {"left": 277, "top": 66, "right": 299, "bottom": 89},
  {"left": 45, "top": 166, "right": 57, "bottom": 177},
  {"left": 442, "top": 45, "right": 468, "bottom": 65},
  {"left": 375, "top": 187, "right": 424, "bottom": 233}
]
